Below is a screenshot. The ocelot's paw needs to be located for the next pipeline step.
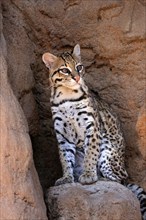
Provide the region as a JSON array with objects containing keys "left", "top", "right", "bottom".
[
  {"left": 55, "top": 175, "right": 74, "bottom": 186},
  {"left": 79, "top": 171, "right": 98, "bottom": 185}
]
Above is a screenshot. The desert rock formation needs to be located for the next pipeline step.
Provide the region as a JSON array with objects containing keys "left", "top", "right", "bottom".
[
  {"left": 1, "top": 0, "right": 146, "bottom": 219},
  {"left": 0, "top": 6, "right": 47, "bottom": 220}
]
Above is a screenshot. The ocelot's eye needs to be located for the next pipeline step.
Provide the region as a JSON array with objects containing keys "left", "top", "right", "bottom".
[
  {"left": 76, "top": 64, "right": 83, "bottom": 73},
  {"left": 59, "top": 68, "right": 71, "bottom": 75}
]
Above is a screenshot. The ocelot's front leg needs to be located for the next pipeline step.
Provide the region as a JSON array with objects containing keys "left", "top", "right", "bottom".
[
  {"left": 55, "top": 131, "right": 76, "bottom": 186},
  {"left": 79, "top": 120, "right": 100, "bottom": 184}
]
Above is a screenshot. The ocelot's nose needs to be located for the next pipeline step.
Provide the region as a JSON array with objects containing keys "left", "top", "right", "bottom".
[{"left": 74, "top": 75, "right": 80, "bottom": 82}]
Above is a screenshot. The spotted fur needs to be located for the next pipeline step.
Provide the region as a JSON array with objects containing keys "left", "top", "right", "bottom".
[{"left": 42, "top": 44, "right": 146, "bottom": 219}]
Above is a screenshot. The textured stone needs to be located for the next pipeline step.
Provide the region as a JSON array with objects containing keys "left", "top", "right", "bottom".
[
  {"left": 0, "top": 10, "right": 47, "bottom": 220},
  {"left": 136, "top": 105, "right": 146, "bottom": 160},
  {"left": 135, "top": 104, "right": 146, "bottom": 190},
  {"left": 2, "top": 0, "right": 39, "bottom": 136},
  {"left": 47, "top": 181, "right": 141, "bottom": 220},
  {"left": 2, "top": 0, "right": 146, "bottom": 191}
]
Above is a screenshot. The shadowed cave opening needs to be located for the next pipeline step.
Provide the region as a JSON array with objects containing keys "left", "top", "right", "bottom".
[{"left": 30, "top": 72, "right": 63, "bottom": 190}]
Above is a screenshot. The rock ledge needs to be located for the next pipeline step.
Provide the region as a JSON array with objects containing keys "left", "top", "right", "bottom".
[{"left": 47, "top": 181, "right": 141, "bottom": 220}]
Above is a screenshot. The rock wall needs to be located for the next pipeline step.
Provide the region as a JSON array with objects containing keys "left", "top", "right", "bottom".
[
  {"left": 2, "top": 0, "right": 146, "bottom": 193},
  {"left": 0, "top": 5, "right": 48, "bottom": 220}
]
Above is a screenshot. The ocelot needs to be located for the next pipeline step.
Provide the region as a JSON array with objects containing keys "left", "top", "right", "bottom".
[{"left": 42, "top": 44, "right": 146, "bottom": 220}]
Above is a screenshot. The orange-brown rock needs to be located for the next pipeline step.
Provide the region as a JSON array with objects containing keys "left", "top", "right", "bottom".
[
  {"left": 0, "top": 8, "right": 47, "bottom": 220},
  {"left": 136, "top": 105, "right": 146, "bottom": 160}
]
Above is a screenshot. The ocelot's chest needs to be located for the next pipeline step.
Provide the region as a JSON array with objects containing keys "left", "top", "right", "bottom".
[{"left": 51, "top": 99, "right": 95, "bottom": 146}]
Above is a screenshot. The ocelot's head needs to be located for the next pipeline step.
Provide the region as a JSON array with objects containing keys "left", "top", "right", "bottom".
[{"left": 42, "top": 44, "right": 85, "bottom": 89}]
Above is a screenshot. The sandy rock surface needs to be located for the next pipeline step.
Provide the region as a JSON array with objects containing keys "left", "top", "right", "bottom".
[{"left": 0, "top": 8, "right": 47, "bottom": 220}]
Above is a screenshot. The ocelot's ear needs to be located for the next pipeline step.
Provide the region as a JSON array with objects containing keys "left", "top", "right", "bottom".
[
  {"left": 42, "top": 52, "right": 57, "bottom": 69},
  {"left": 72, "top": 44, "right": 81, "bottom": 61}
]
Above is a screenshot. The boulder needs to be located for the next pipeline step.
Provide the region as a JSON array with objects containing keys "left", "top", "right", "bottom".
[
  {"left": 0, "top": 9, "right": 48, "bottom": 220},
  {"left": 47, "top": 181, "right": 141, "bottom": 220}
]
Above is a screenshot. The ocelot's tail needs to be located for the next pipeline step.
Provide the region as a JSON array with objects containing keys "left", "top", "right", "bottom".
[{"left": 126, "top": 183, "right": 146, "bottom": 220}]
